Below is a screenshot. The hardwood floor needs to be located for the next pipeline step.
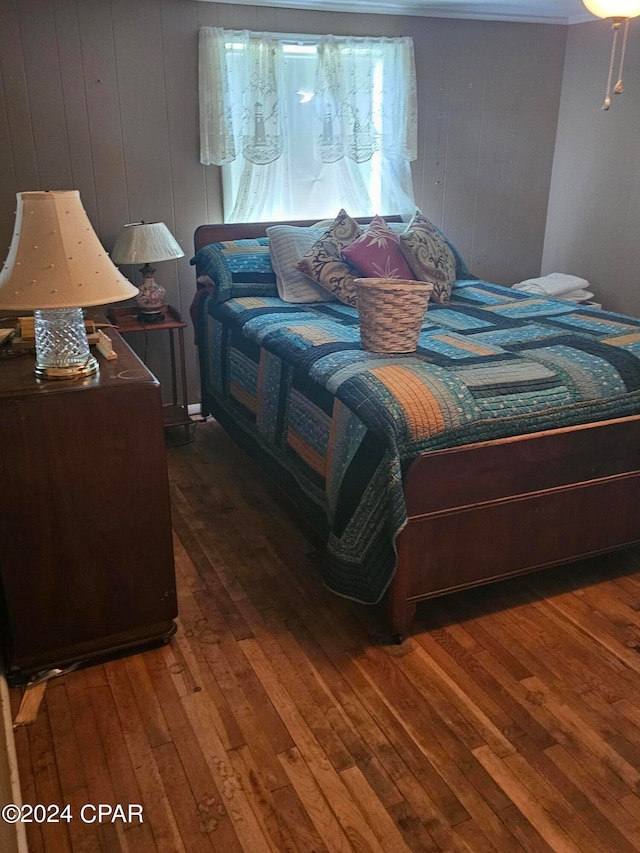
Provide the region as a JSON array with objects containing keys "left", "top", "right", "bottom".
[{"left": 11, "top": 419, "right": 640, "bottom": 852}]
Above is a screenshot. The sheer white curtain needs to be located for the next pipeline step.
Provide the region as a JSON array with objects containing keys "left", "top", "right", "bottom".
[
  {"left": 199, "top": 28, "right": 290, "bottom": 220},
  {"left": 315, "top": 35, "right": 417, "bottom": 217},
  {"left": 199, "top": 27, "right": 418, "bottom": 222}
]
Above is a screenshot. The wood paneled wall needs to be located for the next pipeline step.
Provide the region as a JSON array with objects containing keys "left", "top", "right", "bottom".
[
  {"left": 543, "top": 19, "right": 640, "bottom": 317},
  {"left": 0, "top": 0, "right": 566, "bottom": 402}
]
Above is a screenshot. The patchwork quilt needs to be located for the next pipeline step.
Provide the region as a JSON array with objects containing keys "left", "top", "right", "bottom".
[{"left": 197, "top": 280, "right": 640, "bottom": 604}]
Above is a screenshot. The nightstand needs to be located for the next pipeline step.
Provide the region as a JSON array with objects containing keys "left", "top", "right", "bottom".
[
  {"left": 0, "top": 322, "right": 177, "bottom": 684},
  {"left": 108, "top": 305, "right": 192, "bottom": 443}
]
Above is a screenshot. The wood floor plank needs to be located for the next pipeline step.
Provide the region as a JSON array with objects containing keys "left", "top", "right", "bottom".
[
  {"left": 180, "top": 689, "right": 277, "bottom": 853},
  {"left": 510, "top": 727, "right": 639, "bottom": 853},
  {"left": 545, "top": 744, "right": 640, "bottom": 849},
  {"left": 152, "top": 740, "right": 217, "bottom": 852},
  {"left": 523, "top": 675, "right": 640, "bottom": 794},
  {"left": 26, "top": 693, "right": 72, "bottom": 852},
  {"left": 172, "top": 624, "right": 246, "bottom": 751},
  {"left": 339, "top": 764, "right": 415, "bottom": 853},
  {"left": 239, "top": 610, "right": 357, "bottom": 775},
  {"left": 12, "top": 421, "right": 640, "bottom": 853},
  {"left": 497, "top": 805, "right": 556, "bottom": 853},
  {"left": 201, "top": 640, "right": 291, "bottom": 791},
  {"left": 502, "top": 750, "right": 616, "bottom": 852},
  {"left": 104, "top": 661, "right": 187, "bottom": 852},
  {"left": 532, "top": 582, "right": 640, "bottom": 676},
  {"left": 472, "top": 745, "right": 583, "bottom": 853},
  {"left": 241, "top": 638, "right": 388, "bottom": 853},
  {"left": 10, "top": 689, "right": 45, "bottom": 853},
  {"left": 227, "top": 744, "right": 301, "bottom": 853},
  {"left": 63, "top": 671, "right": 128, "bottom": 853},
  {"left": 143, "top": 649, "right": 244, "bottom": 850},
  {"left": 270, "top": 782, "right": 331, "bottom": 853},
  {"left": 278, "top": 746, "right": 354, "bottom": 853},
  {"left": 356, "top": 644, "right": 508, "bottom": 804},
  {"left": 415, "top": 627, "right": 549, "bottom": 749},
  {"left": 405, "top": 642, "right": 517, "bottom": 757},
  {"left": 301, "top": 609, "right": 471, "bottom": 831}
]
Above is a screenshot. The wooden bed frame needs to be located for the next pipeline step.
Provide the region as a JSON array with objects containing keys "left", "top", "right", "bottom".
[{"left": 194, "top": 220, "right": 640, "bottom": 637}]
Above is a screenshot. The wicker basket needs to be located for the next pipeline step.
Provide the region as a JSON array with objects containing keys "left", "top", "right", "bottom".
[{"left": 355, "top": 278, "right": 434, "bottom": 353}]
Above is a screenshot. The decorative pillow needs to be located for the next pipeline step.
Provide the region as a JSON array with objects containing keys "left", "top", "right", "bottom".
[
  {"left": 436, "top": 227, "right": 472, "bottom": 281},
  {"left": 399, "top": 211, "right": 457, "bottom": 303},
  {"left": 190, "top": 239, "right": 277, "bottom": 303},
  {"left": 295, "top": 209, "right": 363, "bottom": 306},
  {"left": 341, "top": 215, "right": 415, "bottom": 280},
  {"left": 266, "top": 225, "right": 332, "bottom": 303}
]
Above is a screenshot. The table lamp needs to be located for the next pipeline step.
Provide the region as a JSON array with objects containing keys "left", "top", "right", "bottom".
[
  {"left": 110, "top": 222, "right": 184, "bottom": 323},
  {"left": 0, "top": 190, "right": 138, "bottom": 380}
]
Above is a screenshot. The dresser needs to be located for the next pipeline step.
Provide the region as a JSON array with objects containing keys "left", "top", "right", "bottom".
[{"left": 0, "top": 321, "right": 177, "bottom": 685}]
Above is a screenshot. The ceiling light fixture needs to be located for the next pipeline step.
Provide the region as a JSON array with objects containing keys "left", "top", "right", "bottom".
[{"left": 583, "top": 0, "right": 640, "bottom": 109}]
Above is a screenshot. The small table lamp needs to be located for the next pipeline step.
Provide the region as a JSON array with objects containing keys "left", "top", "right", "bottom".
[
  {"left": 110, "top": 222, "right": 184, "bottom": 323},
  {"left": 0, "top": 190, "right": 138, "bottom": 380}
]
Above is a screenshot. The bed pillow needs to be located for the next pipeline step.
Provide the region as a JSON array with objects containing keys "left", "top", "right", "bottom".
[
  {"left": 341, "top": 215, "right": 415, "bottom": 280},
  {"left": 190, "top": 239, "right": 277, "bottom": 303},
  {"left": 321, "top": 215, "right": 471, "bottom": 281},
  {"left": 266, "top": 225, "right": 333, "bottom": 303},
  {"left": 398, "top": 211, "right": 457, "bottom": 303},
  {"left": 381, "top": 220, "right": 472, "bottom": 280},
  {"left": 295, "top": 209, "right": 363, "bottom": 306},
  {"left": 438, "top": 229, "right": 472, "bottom": 281}
]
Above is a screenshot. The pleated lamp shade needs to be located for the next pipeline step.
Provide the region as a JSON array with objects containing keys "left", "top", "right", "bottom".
[{"left": 110, "top": 222, "right": 184, "bottom": 266}]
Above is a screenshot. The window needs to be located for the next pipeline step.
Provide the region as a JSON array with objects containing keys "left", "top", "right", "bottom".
[{"left": 199, "top": 29, "right": 418, "bottom": 222}]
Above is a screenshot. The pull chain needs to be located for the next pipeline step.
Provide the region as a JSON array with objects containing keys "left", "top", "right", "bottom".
[
  {"left": 603, "top": 20, "right": 620, "bottom": 110},
  {"left": 614, "top": 18, "right": 630, "bottom": 95}
]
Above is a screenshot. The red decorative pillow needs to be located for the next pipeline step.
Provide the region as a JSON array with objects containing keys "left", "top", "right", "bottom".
[{"left": 341, "top": 216, "right": 416, "bottom": 281}]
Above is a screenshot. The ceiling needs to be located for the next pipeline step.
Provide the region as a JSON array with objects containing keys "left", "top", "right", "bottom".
[{"left": 211, "top": 0, "right": 595, "bottom": 25}]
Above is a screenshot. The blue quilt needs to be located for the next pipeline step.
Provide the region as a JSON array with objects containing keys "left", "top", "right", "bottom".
[{"left": 197, "top": 280, "right": 640, "bottom": 604}]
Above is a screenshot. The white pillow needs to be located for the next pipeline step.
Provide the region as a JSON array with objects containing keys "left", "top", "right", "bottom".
[{"left": 266, "top": 225, "right": 334, "bottom": 303}]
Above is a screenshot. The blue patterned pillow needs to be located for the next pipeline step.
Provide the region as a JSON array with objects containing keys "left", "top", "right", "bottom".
[{"left": 191, "top": 238, "right": 277, "bottom": 303}]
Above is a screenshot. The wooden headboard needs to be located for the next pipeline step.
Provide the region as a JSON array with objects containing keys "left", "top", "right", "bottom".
[{"left": 193, "top": 216, "right": 403, "bottom": 253}]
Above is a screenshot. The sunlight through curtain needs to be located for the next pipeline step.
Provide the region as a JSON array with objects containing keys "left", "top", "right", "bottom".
[{"left": 199, "top": 27, "right": 417, "bottom": 222}]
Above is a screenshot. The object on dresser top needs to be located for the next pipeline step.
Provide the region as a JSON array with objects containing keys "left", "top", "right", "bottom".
[
  {"left": 0, "top": 191, "right": 138, "bottom": 380},
  {"left": 513, "top": 272, "right": 594, "bottom": 302},
  {"left": 95, "top": 329, "right": 117, "bottom": 360}
]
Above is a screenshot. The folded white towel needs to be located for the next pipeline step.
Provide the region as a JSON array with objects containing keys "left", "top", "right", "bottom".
[
  {"left": 562, "top": 289, "right": 594, "bottom": 302},
  {"left": 514, "top": 272, "right": 591, "bottom": 297}
]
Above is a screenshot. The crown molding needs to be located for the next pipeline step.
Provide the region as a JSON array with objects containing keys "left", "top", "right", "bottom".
[{"left": 194, "top": 0, "right": 597, "bottom": 25}]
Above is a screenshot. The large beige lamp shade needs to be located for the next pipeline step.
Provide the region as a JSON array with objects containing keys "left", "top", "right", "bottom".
[{"left": 0, "top": 191, "right": 138, "bottom": 379}]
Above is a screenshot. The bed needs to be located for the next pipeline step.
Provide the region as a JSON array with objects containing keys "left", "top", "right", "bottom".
[{"left": 192, "top": 217, "right": 640, "bottom": 638}]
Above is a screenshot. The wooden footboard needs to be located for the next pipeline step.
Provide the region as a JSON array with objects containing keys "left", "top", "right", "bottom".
[{"left": 388, "top": 415, "right": 640, "bottom": 636}]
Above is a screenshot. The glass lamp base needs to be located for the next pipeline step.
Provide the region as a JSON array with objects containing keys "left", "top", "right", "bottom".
[
  {"left": 34, "top": 307, "right": 99, "bottom": 381},
  {"left": 34, "top": 355, "right": 99, "bottom": 380}
]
